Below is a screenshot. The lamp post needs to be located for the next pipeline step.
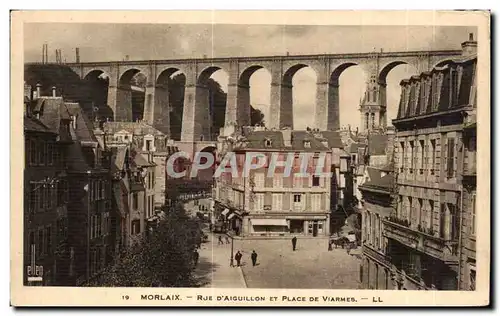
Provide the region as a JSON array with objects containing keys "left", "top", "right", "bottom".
[{"left": 230, "top": 234, "right": 234, "bottom": 267}]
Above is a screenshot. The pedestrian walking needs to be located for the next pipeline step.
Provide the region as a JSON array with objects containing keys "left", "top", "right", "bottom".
[
  {"left": 218, "top": 235, "right": 223, "bottom": 245},
  {"left": 193, "top": 250, "right": 199, "bottom": 267},
  {"left": 235, "top": 251, "right": 243, "bottom": 267},
  {"left": 225, "top": 235, "right": 231, "bottom": 244},
  {"left": 251, "top": 250, "right": 258, "bottom": 267},
  {"left": 292, "top": 236, "right": 297, "bottom": 251}
]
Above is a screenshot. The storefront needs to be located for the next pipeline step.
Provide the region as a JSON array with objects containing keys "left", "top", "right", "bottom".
[
  {"left": 244, "top": 217, "right": 329, "bottom": 237},
  {"left": 249, "top": 218, "right": 289, "bottom": 236}
]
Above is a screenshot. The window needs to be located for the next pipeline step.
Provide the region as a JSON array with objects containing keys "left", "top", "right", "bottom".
[
  {"left": 45, "top": 226, "right": 52, "bottom": 255},
  {"left": 311, "top": 194, "right": 321, "bottom": 211},
  {"left": 370, "top": 113, "right": 375, "bottom": 129},
  {"left": 419, "top": 140, "right": 425, "bottom": 174},
  {"left": 420, "top": 79, "right": 427, "bottom": 114},
  {"left": 29, "top": 184, "right": 38, "bottom": 212},
  {"left": 146, "top": 140, "right": 152, "bottom": 151},
  {"left": 408, "top": 197, "right": 414, "bottom": 224},
  {"left": 409, "top": 141, "right": 415, "bottom": 173},
  {"left": 439, "top": 203, "right": 446, "bottom": 239},
  {"left": 57, "top": 217, "right": 67, "bottom": 241},
  {"left": 47, "top": 143, "right": 53, "bottom": 165},
  {"left": 447, "top": 138, "right": 456, "bottom": 178},
  {"left": 90, "top": 215, "right": 94, "bottom": 239},
  {"left": 293, "top": 194, "right": 302, "bottom": 211},
  {"left": 469, "top": 264, "right": 476, "bottom": 291},
  {"left": 29, "top": 139, "right": 37, "bottom": 165},
  {"left": 365, "top": 113, "right": 369, "bottom": 130},
  {"left": 28, "top": 231, "right": 35, "bottom": 261},
  {"left": 312, "top": 175, "right": 321, "bottom": 187},
  {"left": 293, "top": 194, "right": 302, "bottom": 203},
  {"left": 37, "top": 229, "right": 44, "bottom": 257},
  {"left": 400, "top": 141, "right": 406, "bottom": 172},
  {"left": 417, "top": 198, "right": 423, "bottom": 228},
  {"left": 254, "top": 193, "right": 264, "bottom": 211},
  {"left": 293, "top": 175, "right": 302, "bottom": 188},
  {"left": 449, "top": 203, "right": 459, "bottom": 241},
  {"left": 131, "top": 220, "right": 141, "bottom": 235},
  {"left": 429, "top": 200, "right": 434, "bottom": 232},
  {"left": 39, "top": 185, "right": 45, "bottom": 211},
  {"left": 273, "top": 174, "right": 283, "bottom": 188},
  {"left": 471, "top": 192, "right": 476, "bottom": 235},
  {"left": 451, "top": 68, "right": 459, "bottom": 106},
  {"left": 431, "top": 75, "right": 439, "bottom": 110},
  {"left": 430, "top": 139, "right": 436, "bottom": 175},
  {"left": 253, "top": 173, "right": 264, "bottom": 188},
  {"left": 132, "top": 193, "right": 138, "bottom": 210},
  {"left": 304, "top": 141, "right": 311, "bottom": 148},
  {"left": 264, "top": 139, "right": 272, "bottom": 147},
  {"left": 272, "top": 193, "right": 283, "bottom": 211}
]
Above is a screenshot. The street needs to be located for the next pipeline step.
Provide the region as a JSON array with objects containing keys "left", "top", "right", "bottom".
[{"left": 192, "top": 232, "right": 247, "bottom": 288}]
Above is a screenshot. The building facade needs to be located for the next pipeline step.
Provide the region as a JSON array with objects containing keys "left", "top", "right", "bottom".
[
  {"left": 388, "top": 34, "right": 477, "bottom": 290},
  {"left": 214, "top": 127, "right": 332, "bottom": 238},
  {"left": 359, "top": 164, "right": 395, "bottom": 289},
  {"left": 100, "top": 121, "right": 168, "bottom": 211},
  {"left": 23, "top": 86, "right": 72, "bottom": 286}
]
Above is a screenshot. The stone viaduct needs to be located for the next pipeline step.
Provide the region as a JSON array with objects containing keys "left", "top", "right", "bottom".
[{"left": 60, "top": 49, "right": 462, "bottom": 143}]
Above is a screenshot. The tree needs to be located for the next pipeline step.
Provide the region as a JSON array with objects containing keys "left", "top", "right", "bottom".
[{"left": 86, "top": 203, "right": 202, "bottom": 287}]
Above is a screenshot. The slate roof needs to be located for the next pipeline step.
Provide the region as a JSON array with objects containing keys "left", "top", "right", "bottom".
[
  {"left": 367, "top": 134, "right": 388, "bottom": 156},
  {"left": 64, "top": 102, "right": 97, "bottom": 143},
  {"left": 359, "top": 171, "right": 394, "bottom": 193},
  {"left": 110, "top": 146, "right": 129, "bottom": 174},
  {"left": 349, "top": 142, "right": 366, "bottom": 154},
  {"left": 320, "top": 131, "right": 344, "bottom": 148},
  {"left": 366, "top": 167, "right": 382, "bottom": 183},
  {"left": 33, "top": 97, "right": 68, "bottom": 134},
  {"left": 24, "top": 115, "right": 55, "bottom": 134},
  {"left": 103, "top": 121, "right": 165, "bottom": 136},
  {"left": 238, "top": 130, "right": 330, "bottom": 152}
]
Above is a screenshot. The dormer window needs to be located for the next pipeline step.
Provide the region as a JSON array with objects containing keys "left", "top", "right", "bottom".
[
  {"left": 143, "top": 134, "right": 155, "bottom": 152},
  {"left": 304, "top": 140, "right": 311, "bottom": 148},
  {"left": 264, "top": 138, "right": 272, "bottom": 148}
]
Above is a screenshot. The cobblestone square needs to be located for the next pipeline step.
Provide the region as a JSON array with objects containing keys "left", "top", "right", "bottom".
[{"left": 233, "top": 238, "right": 362, "bottom": 289}]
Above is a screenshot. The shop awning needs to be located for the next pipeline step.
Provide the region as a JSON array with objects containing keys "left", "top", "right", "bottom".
[
  {"left": 221, "top": 209, "right": 230, "bottom": 216},
  {"left": 227, "top": 213, "right": 235, "bottom": 220},
  {"left": 251, "top": 219, "right": 288, "bottom": 226}
]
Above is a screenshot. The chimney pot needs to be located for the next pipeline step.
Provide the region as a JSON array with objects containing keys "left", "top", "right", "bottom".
[
  {"left": 52, "top": 86, "right": 57, "bottom": 97},
  {"left": 36, "top": 83, "right": 42, "bottom": 99},
  {"left": 469, "top": 33, "right": 474, "bottom": 41}
]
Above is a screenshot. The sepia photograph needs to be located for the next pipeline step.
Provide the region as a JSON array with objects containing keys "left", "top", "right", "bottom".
[{"left": 10, "top": 10, "right": 490, "bottom": 306}]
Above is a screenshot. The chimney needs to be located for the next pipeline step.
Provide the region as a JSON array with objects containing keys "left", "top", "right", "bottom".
[
  {"left": 461, "top": 32, "right": 477, "bottom": 56},
  {"left": 282, "top": 129, "right": 292, "bottom": 147},
  {"left": 75, "top": 47, "right": 80, "bottom": 63},
  {"left": 35, "top": 83, "right": 42, "bottom": 99},
  {"left": 52, "top": 86, "right": 57, "bottom": 97},
  {"left": 385, "top": 126, "right": 396, "bottom": 162}
]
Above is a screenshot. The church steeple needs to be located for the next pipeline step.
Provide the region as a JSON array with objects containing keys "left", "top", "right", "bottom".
[{"left": 359, "top": 73, "right": 387, "bottom": 134}]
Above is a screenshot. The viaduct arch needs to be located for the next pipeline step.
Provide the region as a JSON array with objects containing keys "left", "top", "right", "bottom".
[{"left": 61, "top": 49, "right": 462, "bottom": 142}]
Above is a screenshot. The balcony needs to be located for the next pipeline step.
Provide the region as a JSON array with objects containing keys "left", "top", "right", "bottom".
[
  {"left": 383, "top": 217, "right": 459, "bottom": 264},
  {"left": 362, "top": 245, "right": 391, "bottom": 266}
]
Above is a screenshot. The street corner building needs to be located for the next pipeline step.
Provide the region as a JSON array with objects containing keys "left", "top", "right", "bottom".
[
  {"left": 213, "top": 126, "right": 343, "bottom": 239},
  {"left": 359, "top": 34, "right": 478, "bottom": 291}
]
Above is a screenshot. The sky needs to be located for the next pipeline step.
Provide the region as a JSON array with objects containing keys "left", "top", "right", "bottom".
[{"left": 24, "top": 24, "right": 476, "bottom": 130}]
